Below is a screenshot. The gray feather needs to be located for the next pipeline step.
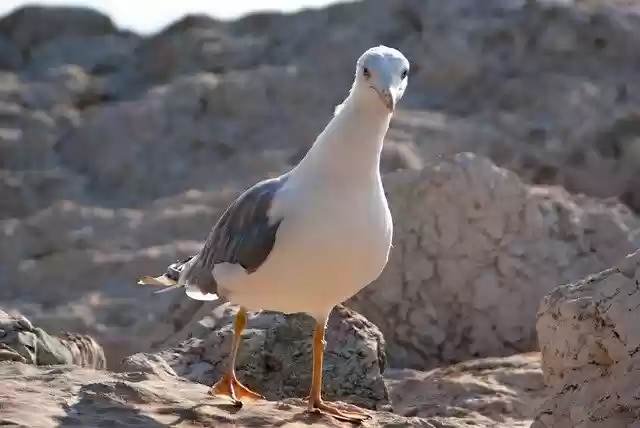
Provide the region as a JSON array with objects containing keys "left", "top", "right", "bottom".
[{"left": 180, "top": 174, "right": 288, "bottom": 296}]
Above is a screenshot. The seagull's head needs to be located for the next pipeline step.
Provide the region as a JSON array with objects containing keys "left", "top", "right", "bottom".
[{"left": 352, "top": 45, "right": 410, "bottom": 113}]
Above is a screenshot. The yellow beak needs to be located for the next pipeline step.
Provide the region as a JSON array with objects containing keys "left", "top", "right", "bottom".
[{"left": 137, "top": 275, "right": 178, "bottom": 287}]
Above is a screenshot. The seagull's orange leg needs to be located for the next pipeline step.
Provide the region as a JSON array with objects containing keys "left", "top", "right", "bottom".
[
  {"left": 305, "top": 318, "right": 371, "bottom": 423},
  {"left": 209, "top": 307, "right": 265, "bottom": 405}
]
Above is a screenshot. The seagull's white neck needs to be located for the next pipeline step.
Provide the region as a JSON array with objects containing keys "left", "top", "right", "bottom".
[{"left": 292, "top": 93, "right": 392, "bottom": 187}]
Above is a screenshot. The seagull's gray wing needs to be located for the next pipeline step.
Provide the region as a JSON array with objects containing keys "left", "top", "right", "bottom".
[{"left": 180, "top": 174, "right": 289, "bottom": 298}]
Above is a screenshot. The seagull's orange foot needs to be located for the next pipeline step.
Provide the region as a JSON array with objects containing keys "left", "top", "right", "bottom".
[
  {"left": 307, "top": 398, "right": 371, "bottom": 423},
  {"left": 209, "top": 373, "right": 265, "bottom": 406}
]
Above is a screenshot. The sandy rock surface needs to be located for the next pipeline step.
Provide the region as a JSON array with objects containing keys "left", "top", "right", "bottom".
[
  {"left": 0, "top": 311, "right": 547, "bottom": 427},
  {"left": 533, "top": 249, "right": 640, "bottom": 427},
  {"left": 0, "top": 351, "right": 545, "bottom": 428},
  {"left": 386, "top": 352, "right": 545, "bottom": 428},
  {"left": 0, "top": 362, "right": 424, "bottom": 428}
]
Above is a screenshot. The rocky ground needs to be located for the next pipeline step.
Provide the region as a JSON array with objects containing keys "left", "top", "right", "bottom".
[
  {"left": 1, "top": 355, "right": 544, "bottom": 428},
  {"left": 2, "top": 304, "right": 547, "bottom": 427},
  {"left": 3, "top": 0, "right": 640, "bottom": 426}
]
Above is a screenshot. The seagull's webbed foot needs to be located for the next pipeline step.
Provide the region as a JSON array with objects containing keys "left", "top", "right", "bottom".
[
  {"left": 209, "top": 372, "right": 264, "bottom": 405},
  {"left": 209, "top": 373, "right": 265, "bottom": 406},
  {"left": 306, "top": 398, "right": 371, "bottom": 423}
]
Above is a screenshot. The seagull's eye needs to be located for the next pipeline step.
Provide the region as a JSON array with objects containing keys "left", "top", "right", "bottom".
[
  {"left": 363, "top": 67, "right": 370, "bottom": 78},
  {"left": 401, "top": 69, "right": 408, "bottom": 79}
]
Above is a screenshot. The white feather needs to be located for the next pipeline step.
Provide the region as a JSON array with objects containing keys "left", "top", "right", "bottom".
[{"left": 185, "top": 285, "right": 219, "bottom": 301}]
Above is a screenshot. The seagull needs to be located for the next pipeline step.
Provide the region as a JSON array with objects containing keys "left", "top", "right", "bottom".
[{"left": 137, "top": 45, "right": 410, "bottom": 423}]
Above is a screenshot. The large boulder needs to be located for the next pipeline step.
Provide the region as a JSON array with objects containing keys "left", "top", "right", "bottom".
[
  {"left": 348, "top": 152, "right": 640, "bottom": 369},
  {"left": 533, "top": 249, "right": 640, "bottom": 428},
  {"left": 124, "top": 303, "right": 390, "bottom": 411}
]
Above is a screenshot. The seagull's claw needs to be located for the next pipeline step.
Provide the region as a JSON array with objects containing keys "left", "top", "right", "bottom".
[
  {"left": 209, "top": 373, "right": 265, "bottom": 406},
  {"left": 306, "top": 398, "right": 371, "bottom": 424}
]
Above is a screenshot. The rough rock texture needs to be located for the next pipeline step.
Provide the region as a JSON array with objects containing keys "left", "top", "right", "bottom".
[
  {"left": 0, "top": 5, "right": 116, "bottom": 53},
  {"left": 0, "top": 310, "right": 106, "bottom": 369},
  {"left": 532, "top": 249, "right": 640, "bottom": 428},
  {"left": 0, "top": 362, "right": 434, "bottom": 428},
  {"left": 0, "top": 353, "right": 544, "bottom": 428},
  {"left": 125, "top": 303, "right": 390, "bottom": 411},
  {"left": 348, "top": 152, "right": 639, "bottom": 368},
  {"left": 118, "top": 352, "right": 178, "bottom": 380},
  {"left": 387, "top": 352, "right": 546, "bottom": 428}
]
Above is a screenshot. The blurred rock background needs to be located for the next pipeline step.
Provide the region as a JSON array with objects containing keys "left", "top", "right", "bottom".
[{"left": 3, "top": 1, "right": 640, "bottom": 426}]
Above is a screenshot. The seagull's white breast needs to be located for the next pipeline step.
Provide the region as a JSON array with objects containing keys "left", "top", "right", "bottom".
[{"left": 214, "top": 178, "right": 393, "bottom": 320}]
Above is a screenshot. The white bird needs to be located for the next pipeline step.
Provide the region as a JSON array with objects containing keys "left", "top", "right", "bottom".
[{"left": 137, "top": 45, "right": 410, "bottom": 423}]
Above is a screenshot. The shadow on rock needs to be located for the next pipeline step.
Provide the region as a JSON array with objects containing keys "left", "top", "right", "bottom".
[{"left": 56, "top": 382, "right": 171, "bottom": 427}]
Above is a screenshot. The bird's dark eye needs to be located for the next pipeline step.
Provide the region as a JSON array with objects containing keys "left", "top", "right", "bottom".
[
  {"left": 363, "top": 67, "right": 370, "bottom": 78},
  {"left": 401, "top": 69, "right": 408, "bottom": 79}
]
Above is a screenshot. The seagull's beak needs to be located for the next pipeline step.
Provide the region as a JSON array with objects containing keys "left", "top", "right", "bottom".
[
  {"left": 377, "top": 88, "right": 395, "bottom": 112},
  {"left": 137, "top": 275, "right": 178, "bottom": 287}
]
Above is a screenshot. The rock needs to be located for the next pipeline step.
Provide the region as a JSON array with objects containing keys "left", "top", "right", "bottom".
[
  {"left": 19, "top": 65, "right": 95, "bottom": 111},
  {"left": 0, "top": 362, "right": 450, "bottom": 428},
  {"left": 536, "top": 249, "right": 640, "bottom": 388},
  {"left": 0, "top": 352, "right": 546, "bottom": 428},
  {"left": 386, "top": 352, "right": 546, "bottom": 428},
  {"left": 0, "top": 310, "right": 33, "bottom": 331},
  {"left": 0, "top": 168, "right": 84, "bottom": 220},
  {"left": 533, "top": 249, "right": 640, "bottom": 427},
  {"left": 131, "top": 14, "right": 267, "bottom": 83},
  {"left": 26, "top": 33, "right": 137, "bottom": 76},
  {"left": 0, "top": 310, "right": 106, "bottom": 369},
  {"left": 0, "top": 36, "right": 22, "bottom": 70},
  {"left": 118, "top": 353, "right": 178, "bottom": 380},
  {"left": 0, "top": 191, "right": 236, "bottom": 365},
  {"left": 0, "top": 5, "right": 116, "bottom": 52},
  {"left": 383, "top": 0, "right": 640, "bottom": 214},
  {"left": 348, "top": 153, "right": 640, "bottom": 369},
  {"left": 0, "top": 103, "right": 60, "bottom": 170},
  {"left": 55, "top": 71, "right": 299, "bottom": 204},
  {"left": 133, "top": 303, "right": 390, "bottom": 411}
]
